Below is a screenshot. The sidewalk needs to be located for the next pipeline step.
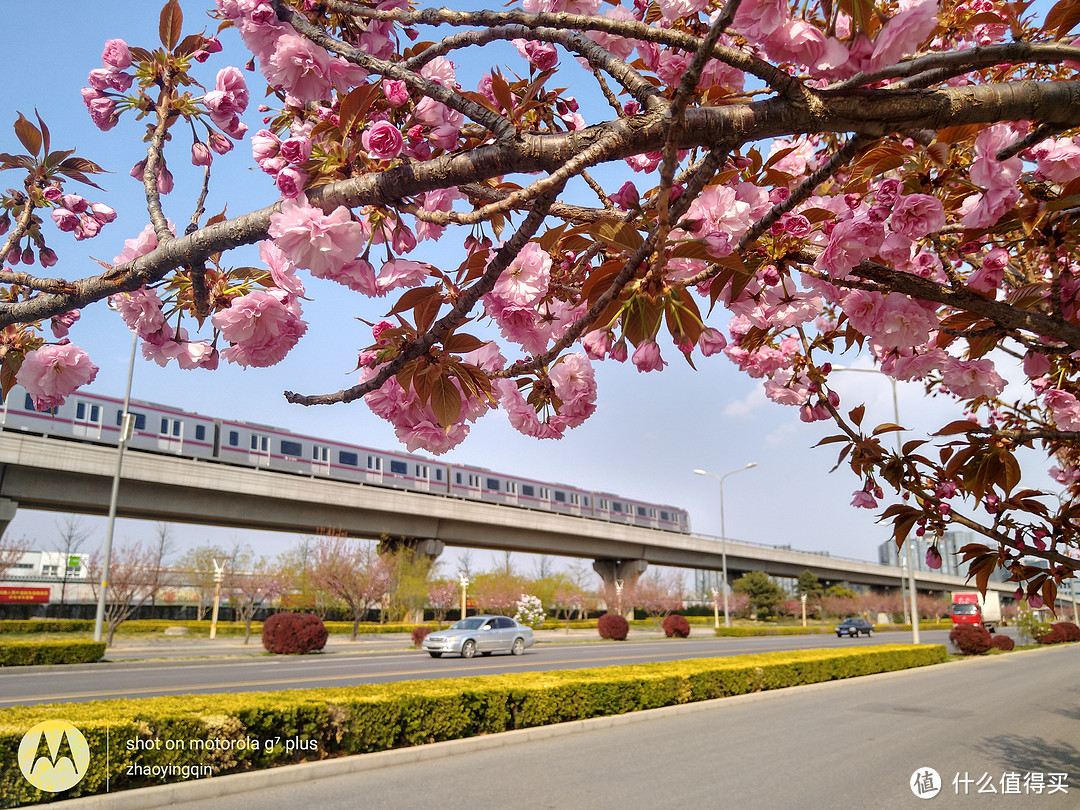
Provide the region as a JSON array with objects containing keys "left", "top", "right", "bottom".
[{"left": 101, "top": 626, "right": 674, "bottom": 661}]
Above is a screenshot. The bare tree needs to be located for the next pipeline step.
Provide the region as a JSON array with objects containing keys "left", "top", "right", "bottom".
[
  {"left": 86, "top": 541, "right": 164, "bottom": 646},
  {"left": 309, "top": 531, "right": 389, "bottom": 639},
  {"left": 176, "top": 544, "right": 227, "bottom": 620},
  {"left": 634, "top": 571, "right": 687, "bottom": 629},
  {"left": 0, "top": 535, "right": 32, "bottom": 581},
  {"left": 147, "top": 523, "right": 176, "bottom": 615},
  {"left": 53, "top": 517, "right": 92, "bottom": 607},
  {"left": 224, "top": 544, "right": 284, "bottom": 643}
]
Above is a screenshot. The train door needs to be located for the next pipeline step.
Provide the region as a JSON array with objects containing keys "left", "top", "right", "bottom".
[
  {"left": 157, "top": 416, "right": 184, "bottom": 453},
  {"left": 311, "top": 444, "right": 330, "bottom": 475},
  {"left": 366, "top": 454, "right": 383, "bottom": 483},
  {"left": 504, "top": 480, "right": 518, "bottom": 505},
  {"left": 415, "top": 463, "right": 431, "bottom": 491},
  {"left": 73, "top": 400, "right": 103, "bottom": 439},
  {"left": 249, "top": 433, "right": 269, "bottom": 466}
]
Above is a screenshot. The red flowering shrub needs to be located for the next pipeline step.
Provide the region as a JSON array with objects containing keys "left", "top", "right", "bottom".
[
  {"left": 1051, "top": 621, "right": 1080, "bottom": 642},
  {"left": 412, "top": 626, "right": 433, "bottom": 648},
  {"left": 598, "top": 613, "right": 628, "bottom": 640},
  {"left": 989, "top": 635, "right": 1015, "bottom": 651},
  {"left": 262, "top": 612, "right": 328, "bottom": 654},
  {"left": 949, "top": 624, "right": 991, "bottom": 655},
  {"left": 662, "top": 614, "right": 691, "bottom": 638},
  {"left": 1037, "top": 625, "right": 1069, "bottom": 644}
]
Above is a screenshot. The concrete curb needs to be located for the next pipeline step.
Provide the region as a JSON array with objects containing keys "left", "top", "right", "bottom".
[{"left": 37, "top": 652, "right": 996, "bottom": 809}]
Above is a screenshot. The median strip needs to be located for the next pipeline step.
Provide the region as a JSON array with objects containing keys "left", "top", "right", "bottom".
[{"left": 0, "top": 645, "right": 945, "bottom": 807}]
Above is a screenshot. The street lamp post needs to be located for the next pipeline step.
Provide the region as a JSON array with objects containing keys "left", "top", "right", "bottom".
[
  {"left": 93, "top": 333, "right": 138, "bottom": 644},
  {"left": 832, "top": 366, "right": 920, "bottom": 644},
  {"left": 459, "top": 573, "right": 469, "bottom": 619},
  {"left": 694, "top": 463, "right": 758, "bottom": 628}
]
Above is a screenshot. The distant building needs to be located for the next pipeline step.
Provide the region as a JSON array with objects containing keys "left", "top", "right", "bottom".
[
  {"left": 5, "top": 550, "right": 87, "bottom": 581},
  {"left": 877, "top": 531, "right": 1004, "bottom": 582}
]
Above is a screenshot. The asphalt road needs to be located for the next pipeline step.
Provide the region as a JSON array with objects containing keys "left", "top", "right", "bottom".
[
  {"left": 159, "top": 644, "right": 1080, "bottom": 810},
  {"left": 1, "top": 629, "right": 966, "bottom": 706}
]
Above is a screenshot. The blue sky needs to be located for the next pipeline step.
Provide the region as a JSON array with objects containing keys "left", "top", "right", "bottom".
[{"left": 0, "top": 1, "right": 1055, "bottom": 578}]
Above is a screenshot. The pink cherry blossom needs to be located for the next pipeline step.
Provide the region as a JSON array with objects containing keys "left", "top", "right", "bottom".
[
  {"left": 890, "top": 194, "right": 945, "bottom": 239},
  {"left": 868, "top": 1, "right": 938, "bottom": 72},
  {"left": 101, "top": 39, "right": 132, "bottom": 70},
  {"left": 631, "top": 340, "right": 666, "bottom": 372},
  {"left": 211, "top": 290, "right": 307, "bottom": 367},
  {"left": 941, "top": 357, "right": 1005, "bottom": 399},
  {"left": 50, "top": 310, "right": 81, "bottom": 339},
  {"left": 491, "top": 242, "right": 551, "bottom": 307},
  {"left": 925, "top": 545, "right": 943, "bottom": 569},
  {"left": 362, "top": 121, "right": 404, "bottom": 160},
  {"left": 268, "top": 196, "right": 368, "bottom": 279},
  {"left": 1044, "top": 389, "right": 1080, "bottom": 431},
  {"left": 850, "top": 488, "right": 878, "bottom": 509},
  {"left": 18, "top": 344, "right": 99, "bottom": 411}
]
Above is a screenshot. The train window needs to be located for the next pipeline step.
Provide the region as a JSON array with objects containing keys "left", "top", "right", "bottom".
[
  {"left": 250, "top": 435, "right": 259, "bottom": 450},
  {"left": 228, "top": 431, "right": 239, "bottom": 447},
  {"left": 612, "top": 502, "right": 623, "bottom": 513},
  {"left": 456, "top": 472, "right": 462, "bottom": 484},
  {"left": 195, "top": 425, "right": 206, "bottom": 441},
  {"left": 390, "top": 460, "right": 407, "bottom": 475},
  {"left": 117, "top": 412, "right": 147, "bottom": 430},
  {"left": 173, "top": 420, "right": 181, "bottom": 437},
  {"left": 636, "top": 506, "right": 648, "bottom": 517},
  {"left": 366, "top": 455, "right": 382, "bottom": 471},
  {"left": 486, "top": 477, "right": 499, "bottom": 490},
  {"left": 583, "top": 496, "right": 590, "bottom": 507},
  {"left": 435, "top": 469, "right": 443, "bottom": 481},
  {"left": 570, "top": 493, "right": 580, "bottom": 505},
  {"left": 281, "top": 440, "right": 303, "bottom": 457},
  {"left": 554, "top": 491, "right": 567, "bottom": 503},
  {"left": 339, "top": 451, "right": 358, "bottom": 467},
  {"left": 521, "top": 484, "right": 535, "bottom": 497},
  {"left": 661, "top": 510, "right": 669, "bottom": 521},
  {"left": 161, "top": 418, "right": 169, "bottom": 434}
]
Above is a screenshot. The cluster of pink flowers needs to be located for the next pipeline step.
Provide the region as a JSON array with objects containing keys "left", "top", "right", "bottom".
[
  {"left": 494, "top": 353, "right": 598, "bottom": 439},
  {"left": 81, "top": 39, "right": 132, "bottom": 131},
  {"left": 252, "top": 124, "right": 314, "bottom": 198},
  {"left": 48, "top": 193, "right": 116, "bottom": 243},
  {"left": 268, "top": 196, "right": 368, "bottom": 279},
  {"left": 360, "top": 326, "right": 503, "bottom": 453},
  {"left": 17, "top": 344, "right": 99, "bottom": 411},
  {"left": 110, "top": 224, "right": 219, "bottom": 370},
  {"left": 1044, "top": 389, "right": 1080, "bottom": 432},
  {"left": 203, "top": 66, "right": 250, "bottom": 140},
  {"left": 959, "top": 124, "right": 1024, "bottom": 229},
  {"left": 211, "top": 290, "right": 307, "bottom": 368},
  {"left": 217, "top": 0, "right": 367, "bottom": 103}
]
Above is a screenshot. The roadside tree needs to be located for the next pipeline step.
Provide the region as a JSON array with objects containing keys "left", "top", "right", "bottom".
[
  {"left": 732, "top": 571, "right": 786, "bottom": 619},
  {"left": 86, "top": 541, "right": 164, "bottom": 646}
]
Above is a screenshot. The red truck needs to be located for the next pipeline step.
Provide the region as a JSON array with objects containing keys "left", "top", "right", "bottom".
[{"left": 950, "top": 591, "right": 1001, "bottom": 631}]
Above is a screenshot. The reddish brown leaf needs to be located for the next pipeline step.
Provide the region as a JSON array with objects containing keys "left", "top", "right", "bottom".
[{"left": 160, "top": 0, "right": 184, "bottom": 50}]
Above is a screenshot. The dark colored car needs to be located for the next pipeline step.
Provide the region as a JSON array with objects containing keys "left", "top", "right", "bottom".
[{"left": 835, "top": 617, "right": 874, "bottom": 638}]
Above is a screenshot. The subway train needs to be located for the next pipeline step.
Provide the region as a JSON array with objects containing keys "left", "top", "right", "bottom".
[{"left": 0, "top": 388, "right": 691, "bottom": 533}]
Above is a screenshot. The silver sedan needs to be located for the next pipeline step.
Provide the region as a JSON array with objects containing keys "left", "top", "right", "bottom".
[{"left": 421, "top": 615, "right": 535, "bottom": 658}]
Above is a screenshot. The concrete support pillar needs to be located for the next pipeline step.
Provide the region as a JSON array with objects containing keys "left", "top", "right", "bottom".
[
  {"left": 593, "top": 558, "right": 647, "bottom": 619},
  {"left": 0, "top": 498, "right": 17, "bottom": 539}
]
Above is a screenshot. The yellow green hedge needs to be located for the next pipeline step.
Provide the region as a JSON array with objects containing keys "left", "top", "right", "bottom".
[
  {"left": 0, "top": 645, "right": 944, "bottom": 806},
  {"left": 0, "top": 640, "right": 106, "bottom": 667}
]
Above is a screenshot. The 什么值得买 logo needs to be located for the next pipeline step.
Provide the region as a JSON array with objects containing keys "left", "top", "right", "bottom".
[{"left": 18, "top": 720, "right": 90, "bottom": 792}]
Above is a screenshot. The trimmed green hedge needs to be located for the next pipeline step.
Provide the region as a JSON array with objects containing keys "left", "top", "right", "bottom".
[
  {"left": 0, "top": 640, "right": 106, "bottom": 667},
  {"left": 0, "top": 620, "right": 94, "bottom": 635},
  {"left": 0, "top": 645, "right": 944, "bottom": 806}
]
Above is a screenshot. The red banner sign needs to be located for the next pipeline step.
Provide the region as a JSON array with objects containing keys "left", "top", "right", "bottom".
[{"left": 0, "top": 586, "right": 50, "bottom": 604}]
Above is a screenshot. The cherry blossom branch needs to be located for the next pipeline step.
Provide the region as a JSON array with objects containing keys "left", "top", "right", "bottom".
[
  {"left": 284, "top": 185, "right": 562, "bottom": 406},
  {"left": 826, "top": 41, "right": 1080, "bottom": 91},
  {"left": 143, "top": 66, "right": 175, "bottom": 244},
  {"left": 272, "top": 1, "right": 516, "bottom": 141},
  {"left": 325, "top": 3, "right": 797, "bottom": 94},
  {"left": 0, "top": 194, "right": 35, "bottom": 267},
  {"left": 401, "top": 24, "right": 665, "bottom": 111}
]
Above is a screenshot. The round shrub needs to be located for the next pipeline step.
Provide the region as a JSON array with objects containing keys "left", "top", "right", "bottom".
[
  {"left": 949, "top": 624, "right": 991, "bottom": 655},
  {"left": 411, "top": 626, "right": 433, "bottom": 648},
  {"left": 1037, "top": 625, "right": 1068, "bottom": 644},
  {"left": 662, "top": 614, "right": 691, "bottom": 638},
  {"left": 1052, "top": 621, "right": 1080, "bottom": 642},
  {"left": 262, "top": 612, "right": 328, "bottom": 654},
  {"left": 989, "top": 634, "right": 1015, "bottom": 651},
  {"left": 598, "top": 613, "right": 628, "bottom": 640}
]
